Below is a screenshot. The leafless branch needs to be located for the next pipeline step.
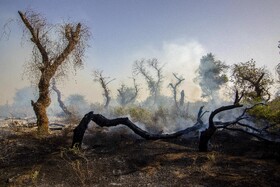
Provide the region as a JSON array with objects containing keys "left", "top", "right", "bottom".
[
  {"left": 93, "top": 70, "right": 114, "bottom": 109},
  {"left": 169, "top": 73, "right": 185, "bottom": 109},
  {"left": 133, "top": 58, "right": 164, "bottom": 104}
]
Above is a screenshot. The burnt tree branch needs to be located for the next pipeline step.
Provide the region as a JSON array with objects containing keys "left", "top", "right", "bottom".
[
  {"left": 72, "top": 106, "right": 205, "bottom": 148},
  {"left": 199, "top": 90, "right": 243, "bottom": 152},
  {"left": 199, "top": 103, "right": 243, "bottom": 152}
]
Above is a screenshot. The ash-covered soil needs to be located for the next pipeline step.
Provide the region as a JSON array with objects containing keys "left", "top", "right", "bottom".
[{"left": 0, "top": 123, "right": 280, "bottom": 187}]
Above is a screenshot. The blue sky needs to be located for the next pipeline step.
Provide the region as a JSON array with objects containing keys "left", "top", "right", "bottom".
[{"left": 0, "top": 0, "right": 280, "bottom": 105}]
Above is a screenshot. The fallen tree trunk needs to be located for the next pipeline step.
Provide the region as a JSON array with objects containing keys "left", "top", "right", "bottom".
[
  {"left": 72, "top": 90, "right": 280, "bottom": 151},
  {"left": 72, "top": 107, "right": 205, "bottom": 148},
  {"left": 71, "top": 110, "right": 280, "bottom": 151}
]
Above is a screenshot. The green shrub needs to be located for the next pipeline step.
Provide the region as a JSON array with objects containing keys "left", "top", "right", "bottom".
[
  {"left": 248, "top": 97, "right": 280, "bottom": 128},
  {"left": 113, "top": 106, "right": 154, "bottom": 126}
]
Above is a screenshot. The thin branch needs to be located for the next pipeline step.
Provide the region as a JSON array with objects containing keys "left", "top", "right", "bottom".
[
  {"left": 224, "top": 127, "right": 275, "bottom": 142},
  {"left": 51, "top": 23, "right": 81, "bottom": 70},
  {"left": 18, "top": 11, "right": 49, "bottom": 64}
]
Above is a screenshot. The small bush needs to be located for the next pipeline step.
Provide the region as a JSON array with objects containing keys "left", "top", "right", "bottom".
[
  {"left": 248, "top": 97, "right": 280, "bottom": 131},
  {"left": 113, "top": 106, "right": 154, "bottom": 126}
]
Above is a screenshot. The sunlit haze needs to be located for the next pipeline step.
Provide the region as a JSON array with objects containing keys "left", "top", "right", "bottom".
[{"left": 0, "top": 0, "right": 280, "bottom": 106}]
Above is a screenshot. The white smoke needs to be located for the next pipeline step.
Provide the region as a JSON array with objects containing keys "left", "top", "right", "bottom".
[{"left": 127, "top": 40, "right": 206, "bottom": 102}]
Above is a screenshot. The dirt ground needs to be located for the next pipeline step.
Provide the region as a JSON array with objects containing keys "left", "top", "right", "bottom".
[{"left": 0, "top": 124, "right": 280, "bottom": 187}]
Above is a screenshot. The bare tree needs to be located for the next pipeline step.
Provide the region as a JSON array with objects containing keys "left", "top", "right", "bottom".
[
  {"left": 51, "top": 79, "right": 72, "bottom": 117},
  {"left": 117, "top": 78, "right": 139, "bottom": 106},
  {"left": 93, "top": 70, "right": 115, "bottom": 109},
  {"left": 133, "top": 58, "right": 164, "bottom": 105},
  {"left": 169, "top": 73, "right": 185, "bottom": 109},
  {"left": 18, "top": 10, "right": 90, "bottom": 134}
]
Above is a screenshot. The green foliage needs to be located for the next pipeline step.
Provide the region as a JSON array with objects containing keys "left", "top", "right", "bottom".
[
  {"left": 112, "top": 104, "right": 194, "bottom": 133},
  {"left": 117, "top": 83, "right": 138, "bottom": 106},
  {"left": 231, "top": 59, "right": 273, "bottom": 102},
  {"left": 249, "top": 97, "right": 280, "bottom": 125},
  {"left": 113, "top": 106, "right": 154, "bottom": 125},
  {"left": 195, "top": 53, "right": 229, "bottom": 99}
]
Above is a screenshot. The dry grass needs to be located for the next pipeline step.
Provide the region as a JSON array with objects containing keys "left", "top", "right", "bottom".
[
  {"left": 0, "top": 126, "right": 280, "bottom": 186},
  {"left": 59, "top": 147, "right": 94, "bottom": 186}
]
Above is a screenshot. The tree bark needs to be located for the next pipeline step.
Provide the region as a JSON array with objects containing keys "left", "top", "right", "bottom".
[
  {"left": 32, "top": 101, "right": 49, "bottom": 135},
  {"left": 31, "top": 74, "right": 52, "bottom": 135}
]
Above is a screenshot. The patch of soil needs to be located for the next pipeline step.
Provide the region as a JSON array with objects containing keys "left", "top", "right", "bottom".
[{"left": 0, "top": 126, "right": 280, "bottom": 186}]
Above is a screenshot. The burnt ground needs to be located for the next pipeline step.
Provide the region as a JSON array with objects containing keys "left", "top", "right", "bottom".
[{"left": 0, "top": 124, "right": 280, "bottom": 187}]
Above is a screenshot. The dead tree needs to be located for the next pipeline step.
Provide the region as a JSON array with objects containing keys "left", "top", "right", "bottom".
[
  {"left": 72, "top": 106, "right": 206, "bottom": 148},
  {"left": 93, "top": 70, "right": 115, "bottom": 109},
  {"left": 117, "top": 78, "right": 139, "bottom": 106},
  {"left": 169, "top": 73, "right": 185, "bottom": 109},
  {"left": 72, "top": 90, "right": 280, "bottom": 150},
  {"left": 133, "top": 58, "right": 164, "bottom": 105},
  {"left": 51, "top": 79, "right": 72, "bottom": 116},
  {"left": 179, "top": 90, "right": 185, "bottom": 107},
  {"left": 18, "top": 10, "right": 90, "bottom": 135}
]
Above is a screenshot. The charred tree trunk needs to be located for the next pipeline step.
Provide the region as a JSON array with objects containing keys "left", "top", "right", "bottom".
[
  {"left": 199, "top": 104, "right": 242, "bottom": 152},
  {"left": 179, "top": 90, "right": 185, "bottom": 107},
  {"left": 72, "top": 112, "right": 93, "bottom": 148},
  {"left": 198, "top": 125, "right": 216, "bottom": 152},
  {"left": 199, "top": 91, "right": 243, "bottom": 152},
  {"left": 72, "top": 107, "right": 205, "bottom": 148}
]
